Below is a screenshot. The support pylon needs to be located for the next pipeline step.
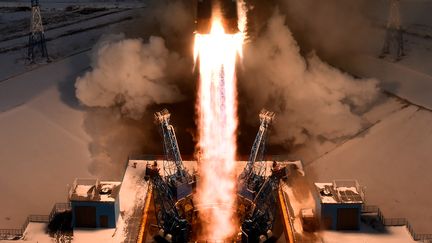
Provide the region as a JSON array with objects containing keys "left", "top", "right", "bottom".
[
  {"left": 379, "top": 0, "right": 405, "bottom": 61},
  {"left": 28, "top": 0, "right": 49, "bottom": 63}
]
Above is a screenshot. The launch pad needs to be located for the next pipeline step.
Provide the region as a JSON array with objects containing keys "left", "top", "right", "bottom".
[
  {"left": 141, "top": 109, "right": 303, "bottom": 243},
  {"left": 140, "top": 160, "right": 299, "bottom": 243}
]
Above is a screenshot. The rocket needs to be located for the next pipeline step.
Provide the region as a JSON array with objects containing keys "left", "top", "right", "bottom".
[{"left": 196, "top": 0, "right": 239, "bottom": 34}]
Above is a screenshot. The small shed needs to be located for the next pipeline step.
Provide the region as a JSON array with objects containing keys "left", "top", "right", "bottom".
[
  {"left": 314, "top": 180, "right": 364, "bottom": 230},
  {"left": 69, "top": 178, "right": 121, "bottom": 228}
]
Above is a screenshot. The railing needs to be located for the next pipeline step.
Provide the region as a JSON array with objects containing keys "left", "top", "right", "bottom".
[
  {"left": 128, "top": 154, "right": 201, "bottom": 161},
  {"left": 49, "top": 203, "right": 71, "bottom": 222},
  {"left": 333, "top": 179, "right": 365, "bottom": 201},
  {"left": 279, "top": 187, "right": 296, "bottom": 243},
  {"left": 128, "top": 154, "right": 300, "bottom": 162},
  {"left": 69, "top": 178, "right": 99, "bottom": 199},
  {"left": 361, "top": 205, "right": 379, "bottom": 213},
  {"left": 0, "top": 202, "right": 71, "bottom": 240},
  {"left": 362, "top": 204, "right": 432, "bottom": 241},
  {"left": 129, "top": 154, "right": 302, "bottom": 162},
  {"left": 0, "top": 228, "right": 22, "bottom": 240}
]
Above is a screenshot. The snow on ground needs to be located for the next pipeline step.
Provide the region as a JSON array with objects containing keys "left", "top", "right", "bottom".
[
  {"left": 281, "top": 180, "right": 417, "bottom": 243},
  {"left": 342, "top": 0, "right": 432, "bottom": 110},
  {"left": 1, "top": 160, "right": 150, "bottom": 243},
  {"left": 0, "top": 51, "right": 92, "bottom": 228},
  {"left": 0, "top": 7, "right": 144, "bottom": 230},
  {"left": 0, "top": 8, "right": 140, "bottom": 80},
  {"left": 0, "top": 2, "right": 145, "bottom": 228},
  {"left": 322, "top": 226, "right": 416, "bottom": 243},
  {"left": 304, "top": 0, "right": 432, "bottom": 234},
  {"left": 0, "top": 1, "right": 145, "bottom": 10},
  {"left": 2, "top": 223, "right": 52, "bottom": 243},
  {"left": 1, "top": 222, "right": 118, "bottom": 243},
  {"left": 73, "top": 228, "right": 117, "bottom": 243},
  {"left": 294, "top": 97, "right": 406, "bottom": 164},
  {"left": 0, "top": 0, "right": 431, "bottom": 240},
  {"left": 307, "top": 104, "right": 432, "bottom": 233},
  {"left": 113, "top": 160, "right": 149, "bottom": 242},
  {"left": 347, "top": 55, "right": 432, "bottom": 110}
]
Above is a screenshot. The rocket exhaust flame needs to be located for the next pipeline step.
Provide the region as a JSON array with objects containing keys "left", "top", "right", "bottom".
[{"left": 194, "top": 17, "right": 243, "bottom": 240}]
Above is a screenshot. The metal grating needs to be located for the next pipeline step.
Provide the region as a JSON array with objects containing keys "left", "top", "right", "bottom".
[{"left": 338, "top": 189, "right": 362, "bottom": 203}]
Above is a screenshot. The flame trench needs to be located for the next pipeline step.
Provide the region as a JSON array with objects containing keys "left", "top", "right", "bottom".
[{"left": 194, "top": 19, "right": 243, "bottom": 240}]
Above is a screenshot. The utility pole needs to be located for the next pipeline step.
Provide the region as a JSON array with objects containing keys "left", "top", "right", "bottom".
[
  {"left": 28, "top": 0, "right": 49, "bottom": 63},
  {"left": 379, "top": 0, "right": 405, "bottom": 61}
]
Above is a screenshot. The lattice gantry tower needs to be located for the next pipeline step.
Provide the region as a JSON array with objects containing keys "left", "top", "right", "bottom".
[{"left": 28, "top": 0, "right": 49, "bottom": 63}]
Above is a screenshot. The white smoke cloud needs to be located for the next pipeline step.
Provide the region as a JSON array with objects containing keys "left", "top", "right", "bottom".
[
  {"left": 82, "top": 108, "right": 157, "bottom": 179},
  {"left": 74, "top": 32, "right": 192, "bottom": 178},
  {"left": 241, "top": 11, "right": 379, "bottom": 146},
  {"left": 75, "top": 34, "right": 185, "bottom": 119}
]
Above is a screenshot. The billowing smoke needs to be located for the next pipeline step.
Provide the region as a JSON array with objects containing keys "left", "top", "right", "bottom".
[
  {"left": 73, "top": 0, "right": 196, "bottom": 178},
  {"left": 75, "top": 32, "right": 193, "bottom": 178},
  {"left": 75, "top": 1, "right": 380, "bottom": 177},
  {"left": 82, "top": 108, "right": 156, "bottom": 179},
  {"left": 75, "top": 34, "right": 186, "bottom": 119},
  {"left": 240, "top": 11, "right": 379, "bottom": 151}
]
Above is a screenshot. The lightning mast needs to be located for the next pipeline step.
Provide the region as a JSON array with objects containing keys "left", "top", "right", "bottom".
[
  {"left": 379, "top": 0, "right": 404, "bottom": 61},
  {"left": 28, "top": 0, "right": 49, "bottom": 63},
  {"left": 238, "top": 109, "right": 275, "bottom": 201}
]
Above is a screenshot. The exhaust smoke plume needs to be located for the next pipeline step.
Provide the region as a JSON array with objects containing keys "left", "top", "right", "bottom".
[
  {"left": 75, "top": 34, "right": 185, "bottom": 119},
  {"left": 74, "top": 0, "right": 379, "bottom": 181},
  {"left": 82, "top": 108, "right": 155, "bottom": 178},
  {"left": 240, "top": 11, "right": 379, "bottom": 150},
  {"left": 75, "top": 33, "right": 192, "bottom": 178}
]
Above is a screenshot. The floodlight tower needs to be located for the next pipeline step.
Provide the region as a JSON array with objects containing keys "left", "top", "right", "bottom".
[
  {"left": 28, "top": 0, "right": 49, "bottom": 63},
  {"left": 379, "top": 0, "right": 404, "bottom": 61}
]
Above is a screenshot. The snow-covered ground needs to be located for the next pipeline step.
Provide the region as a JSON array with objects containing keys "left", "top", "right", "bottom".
[
  {"left": 280, "top": 180, "right": 417, "bottom": 243},
  {"left": 0, "top": 0, "right": 431, "bottom": 240},
  {"left": 306, "top": 103, "right": 432, "bottom": 233},
  {"left": 0, "top": 6, "right": 141, "bottom": 80},
  {"left": 0, "top": 3, "right": 143, "bottom": 228},
  {"left": 0, "top": 1, "right": 145, "bottom": 9},
  {"left": 344, "top": 0, "right": 432, "bottom": 110},
  {"left": 0, "top": 51, "right": 92, "bottom": 228},
  {"left": 305, "top": 0, "right": 432, "bottom": 234},
  {"left": 322, "top": 226, "right": 416, "bottom": 243},
  {"left": 1, "top": 159, "right": 150, "bottom": 243}
]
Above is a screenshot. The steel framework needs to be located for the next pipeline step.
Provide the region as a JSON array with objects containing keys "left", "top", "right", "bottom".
[
  {"left": 241, "top": 163, "right": 288, "bottom": 242},
  {"left": 238, "top": 109, "right": 275, "bottom": 201},
  {"left": 144, "top": 163, "right": 190, "bottom": 242},
  {"left": 155, "top": 109, "right": 189, "bottom": 182},
  {"left": 28, "top": 0, "right": 49, "bottom": 63}
]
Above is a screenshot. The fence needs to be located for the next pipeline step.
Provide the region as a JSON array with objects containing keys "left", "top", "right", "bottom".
[
  {"left": 0, "top": 202, "right": 71, "bottom": 240},
  {"left": 362, "top": 205, "right": 432, "bottom": 241}
]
